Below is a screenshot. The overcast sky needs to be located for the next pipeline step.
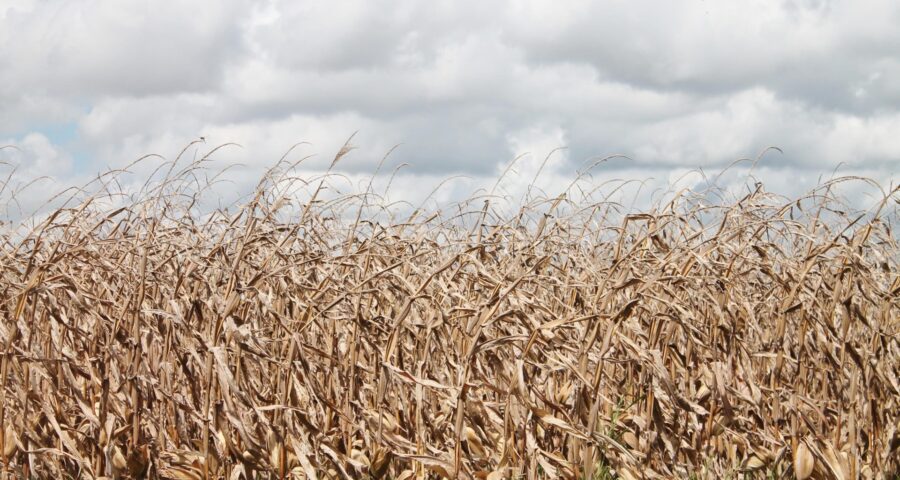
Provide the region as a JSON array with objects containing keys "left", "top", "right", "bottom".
[{"left": 1, "top": 0, "right": 898, "bottom": 213}]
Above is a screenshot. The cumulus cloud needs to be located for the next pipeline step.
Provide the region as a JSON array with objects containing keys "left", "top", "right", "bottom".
[
  {"left": 0, "top": 133, "right": 77, "bottom": 218},
  {"left": 505, "top": 0, "right": 900, "bottom": 111},
  {"left": 0, "top": 0, "right": 897, "bottom": 211},
  {"left": 0, "top": 1, "right": 247, "bottom": 98}
]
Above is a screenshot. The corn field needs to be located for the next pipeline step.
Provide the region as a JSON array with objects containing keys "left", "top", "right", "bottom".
[{"left": 0, "top": 149, "right": 898, "bottom": 479}]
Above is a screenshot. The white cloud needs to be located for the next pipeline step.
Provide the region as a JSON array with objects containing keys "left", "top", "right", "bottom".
[
  {"left": 1, "top": 133, "right": 73, "bottom": 178},
  {"left": 504, "top": 0, "right": 900, "bottom": 110},
  {"left": 0, "top": 0, "right": 897, "bottom": 212},
  {"left": 0, "top": 133, "right": 77, "bottom": 219}
]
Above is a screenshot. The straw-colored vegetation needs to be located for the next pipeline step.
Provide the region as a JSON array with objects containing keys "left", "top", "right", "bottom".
[{"left": 0, "top": 144, "right": 898, "bottom": 479}]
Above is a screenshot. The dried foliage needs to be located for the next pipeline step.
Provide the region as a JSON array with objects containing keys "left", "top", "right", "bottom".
[{"left": 0, "top": 149, "right": 898, "bottom": 479}]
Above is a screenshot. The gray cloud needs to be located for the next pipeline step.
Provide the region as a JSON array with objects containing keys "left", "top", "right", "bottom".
[
  {"left": 0, "top": 0, "right": 897, "bottom": 210},
  {"left": 0, "top": 1, "right": 248, "bottom": 98},
  {"left": 504, "top": 0, "right": 900, "bottom": 112}
]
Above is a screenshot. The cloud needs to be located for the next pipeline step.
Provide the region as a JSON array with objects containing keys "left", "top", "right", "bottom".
[
  {"left": 0, "top": 0, "right": 897, "bottom": 212},
  {"left": 504, "top": 0, "right": 900, "bottom": 112},
  {"left": 0, "top": 133, "right": 77, "bottom": 219},
  {"left": 1, "top": 133, "right": 73, "bottom": 178},
  {"left": 0, "top": 1, "right": 247, "bottom": 98}
]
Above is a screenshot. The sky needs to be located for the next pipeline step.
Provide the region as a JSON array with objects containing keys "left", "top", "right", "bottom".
[{"left": 1, "top": 0, "right": 899, "bottom": 215}]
